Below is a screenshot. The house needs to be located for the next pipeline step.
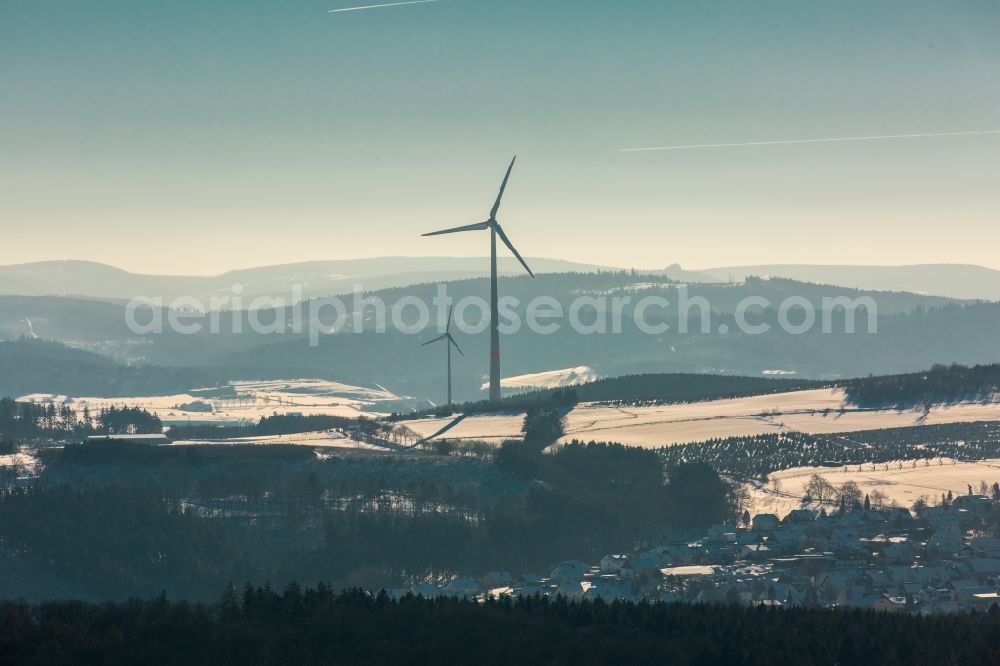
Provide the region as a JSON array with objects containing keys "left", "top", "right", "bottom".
[
  {"left": 886, "top": 507, "right": 914, "bottom": 525},
  {"left": 640, "top": 547, "right": 675, "bottom": 568},
  {"left": 967, "top": 558, "right": 1000, "bottom": 576},
  {"left": 584, "top": 581, "right": 634, "bottom": 603},
  {"left": 621, "top": 558, "right": 661, "bottom": 582},
  {"left": 832, "top": 538, "right": 870, "bottom": 559},
  {"left": 549, "top": 561, "right": 589, "bottom": 583},
  {"left": 882, "top": 540, "right": 919, "bottom": 564},
  {"left": 554, "top": 580, "right": 590, "bottom": 600},
  {"left": 754, "top": 599, "right": 783, "bottom": 608},
  {"left": 970, "top": 537, "right": 1000, "bottom": 556},
  {"left": 740, "top": 544, "right": 773, "bottom": 561},
  {"left": 874, "top": 594, "right": 908, "bottom": 613},
  {"left": 736, "top": 532, "right": 766, "bottom": 547},
  {"left": 482, "top": 571, "right": 513, "bottom": 588},
  {"left": 952, "top": 495, "right": 992, "bottom": 513},
  {"left": 954, "top": 585, "right": 998, "bottom": 604},
  {"left": 443, "top": 578, "right": 480, "bottom": 597},
  {"left": 706, "top": 524, "right": 738, "bottom": 543},
  {"left": 837, "top": 588, "right": 883, "bottom": 608},
  {"left": 658, "top": 543, "right": 696, "bottom": 564},
  {"left": 770, "top": 529, "right": 807, "bottom": 554},
  {"left": 752, "top": 514, "right": 781, "bottom": 532},
  {"left": 932, "top": 526, "right": 964, "bottom": 545},
  {"left": 925, "top": 508, "right": 960, "bottom": 530},
  {"left": 928, "top": 599, "right": 962, "bottom": 614},
  {"left": 830, "top": 527, "right": 860, "bottom": 544},
  {"left": 600, "top": 554, "right": 629, "bottom": 574},
  {"left": 783, "top": 509, "right": 815, "bottom": 526},
  {"left": 862, "top": 570, "right": 893, "bottom": 588},
  {"left": 814, "top": 572, "right": 855, "bottom": 602},
  {"left": 705, "top": 544, "right": 741, "bottom": 563},
  {"left": 517, "top": 575, "right": 545, "bottom": 597}
]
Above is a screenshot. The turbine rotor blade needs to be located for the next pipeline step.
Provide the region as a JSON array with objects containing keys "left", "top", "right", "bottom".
[
  {"left": 421, "top": 221, "right": 490, "bottom": 237},
  {"left": 447, "top": 334, "right": 464, "bottom": 356},
  {"left": 446, "top": 305, "right": 454, "bottom": 334},
  {"left": 494, "top": 223, "right": 534, "bottom": 278},
  {"left": 422, "top": 333, "right": 447, "bottom": 346},
  {"left": 489, "top": 156, "right": 517, "bottom": 220}
]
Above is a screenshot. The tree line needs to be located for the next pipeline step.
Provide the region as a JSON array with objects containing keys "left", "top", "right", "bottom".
[
  {"left": 396, "top": 361, "right": 1000, "bottom": 419},
  {"left": 3, "top": 587, "right": 1000, "bottom": 665},
  {"left": 654, "top": 420, "right": 1000, "bottom": 480},
  {"left": 0, "top": 397, "right": 162, "bottom": 439},
  {"left": 166, "top": 413, "right": 369, "bottom": 440},
  {"left": 844, "top": 362, "right": 1000, "bottom": 408},
  {"left": 2, "top": 412, "right": 737, "bottom": 601}
]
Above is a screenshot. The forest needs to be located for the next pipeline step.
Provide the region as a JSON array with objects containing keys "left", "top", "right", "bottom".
[
  {"left": 522, "top": 373, "right": 823, "bottom": 406},
  {"left": 3, "top": 588, "right": 1000, "bottom": 666},
  {"left": 0, "top": 419, "right": 736, "bottom": 601},
  {"left": 843, "top": 362, "right": 1000, "bottom": 408},
  {"left": 166, "top": 413, "right": 368, "bottom": 440},
  {"left": 654, "top": 420, "right": 1000, "bottom": 479},
  {"left": 0, "top": 397, "right": 162, "bottom": 439}
]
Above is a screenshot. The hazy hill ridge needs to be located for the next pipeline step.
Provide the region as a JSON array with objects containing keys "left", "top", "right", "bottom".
[
  {"left": 0, "top": 258, "right": 616, "bottom": 303},
  {"left": 0, "top": 272, "right": 994, "bottom": 401},
  {"left": 5, "top": 259, "right": 1000, "bottom": 303},
  {"left": 668, "top": 263, "right": 1000, "bottom": 301}
]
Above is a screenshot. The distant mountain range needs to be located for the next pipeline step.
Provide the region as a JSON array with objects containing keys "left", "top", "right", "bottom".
[
  {"left": 662, "top": 263, "right": 1000, "bottom": 301},
  {"left": 1, "top": 271, "right": 992, "bottom": 401},
  {"left": 0, "top": 258, "right": 614, "bottom": 305},
  {"left": 3, "top": 259, "right": 999, "bottom": 304}
]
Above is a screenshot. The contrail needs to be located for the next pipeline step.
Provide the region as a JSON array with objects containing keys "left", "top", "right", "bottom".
[
  {"left": 619, "top": 129, "right": 1000, "bottom": 153},
  {"left": 329, "top": 0, "right": 439, "bottom": 13}
]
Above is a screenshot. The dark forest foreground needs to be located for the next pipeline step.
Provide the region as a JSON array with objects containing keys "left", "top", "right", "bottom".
[{"left": 2, "top": 589, "right": 1000, "bottom": 666}]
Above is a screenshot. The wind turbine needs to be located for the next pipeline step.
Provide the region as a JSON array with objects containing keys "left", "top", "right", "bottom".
[
  {"left": 422, "top": 306, "right": 463, "bottom": 407},
  {"left": 422, "top": 157, "right": 534, "bottom": 403}
]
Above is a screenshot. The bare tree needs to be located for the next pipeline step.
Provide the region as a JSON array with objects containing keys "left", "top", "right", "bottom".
[
  {"left": 804, "top": 474, "right": 836, "bottom": 504},
  {"left": 837, "top": 481, "right": 863, "bottom": 510},
  {"left": 869, "top": 489, "right": 889, "bottom": 511}
]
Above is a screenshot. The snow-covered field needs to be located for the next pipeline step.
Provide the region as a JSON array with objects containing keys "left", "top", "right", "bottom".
[
  {"left": 406, "top": 413, "right": 527, "bottom": 442},
  {"left": 18, "top": 378, "right": 402, "bottom": 426},
  {"left": 482, "top": 366, "right": 601, "bottom": 392},
  {"left": 749, "top": 459, "right": 1000, "bottom": 517},
  {"left": 21, "top": 381, "right": 1000, "bottom": 452},
  {"left": 407, "top": 388, "right": 1000, "bottom": 448}
]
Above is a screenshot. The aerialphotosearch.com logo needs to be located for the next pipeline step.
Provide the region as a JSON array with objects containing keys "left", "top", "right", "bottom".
[{"left": 125, "top": 284, "right": 878, "bottom": 346}]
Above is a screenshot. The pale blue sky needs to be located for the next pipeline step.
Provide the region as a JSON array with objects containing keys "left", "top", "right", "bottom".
[{"left": 2, "top": 0, "right": 998, "bottom": 274}]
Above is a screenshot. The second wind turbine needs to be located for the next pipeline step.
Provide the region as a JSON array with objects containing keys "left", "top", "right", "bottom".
[
  {"left": 422, "top": 157, "right": 534, "bottom": 404},
  {"left": 422, "top": 306, "right": 463, "bottom": 407}
]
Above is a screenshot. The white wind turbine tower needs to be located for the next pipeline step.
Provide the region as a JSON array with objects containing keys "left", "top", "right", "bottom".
[
  {"left": 421, "top": 306, "right": 463, "bottom": 407},
  {"left": 422, "top": 157, "right": 534, "bottom": 403}
]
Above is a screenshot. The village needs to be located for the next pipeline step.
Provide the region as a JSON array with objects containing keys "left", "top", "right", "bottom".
[{"left": 388, "top": 490, "right": 1000, "bottom": 614}]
